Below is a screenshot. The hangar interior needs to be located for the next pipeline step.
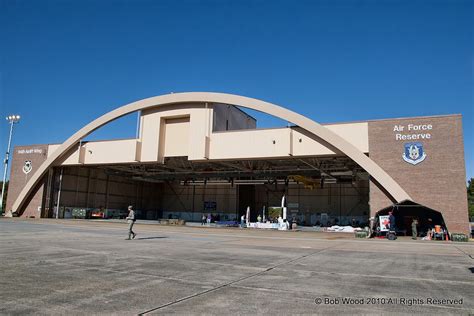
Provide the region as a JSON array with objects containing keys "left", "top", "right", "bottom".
[{"left": 44, "top": 155, "right": 370, "bottom": 226}]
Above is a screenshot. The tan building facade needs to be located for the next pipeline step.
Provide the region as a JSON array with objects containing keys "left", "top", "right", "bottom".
[{"left": 5, "top": 93, "right": 469, "bottom": 234}]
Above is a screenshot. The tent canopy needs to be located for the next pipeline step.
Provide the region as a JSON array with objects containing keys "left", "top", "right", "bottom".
[{"left": 376, "top": 200, "right": 446, "bottom": 234}]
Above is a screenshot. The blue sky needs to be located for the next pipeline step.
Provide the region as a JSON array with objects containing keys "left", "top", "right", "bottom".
[{"left": 0, "top": 0, "right": 472, "bottom": 180}]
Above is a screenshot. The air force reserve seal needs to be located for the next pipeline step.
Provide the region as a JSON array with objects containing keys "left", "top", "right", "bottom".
[
  {"left": 23, "top": 160, "right": 32, "bottom": 174},
  {"left": 403, "top": 142, "right": 426, "bottom": 165}
]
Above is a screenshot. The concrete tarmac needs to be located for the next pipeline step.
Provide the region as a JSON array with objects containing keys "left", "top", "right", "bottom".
[{"left": 0, "top": 219, "right": 473, "bottom": 315}]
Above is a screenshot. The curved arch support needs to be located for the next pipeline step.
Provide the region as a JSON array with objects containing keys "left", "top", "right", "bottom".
[{"left": 11, "top": 92, "right": 411, "bottom": 214}]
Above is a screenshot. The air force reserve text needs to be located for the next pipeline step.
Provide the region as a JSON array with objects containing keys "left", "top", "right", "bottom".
[{"left": 393, "top": 123, "right": 432, "bottom": 141}]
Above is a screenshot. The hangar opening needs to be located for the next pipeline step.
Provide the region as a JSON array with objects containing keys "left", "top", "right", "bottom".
[{"left": 43, "top": 155, "right": 370, "bottom": 227}]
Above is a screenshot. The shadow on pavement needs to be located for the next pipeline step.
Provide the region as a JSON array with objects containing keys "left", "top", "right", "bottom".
[{"left": 136, "top": 236, "right": 167, "bottom": 240}]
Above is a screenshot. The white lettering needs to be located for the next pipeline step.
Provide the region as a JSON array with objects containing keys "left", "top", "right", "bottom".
[
  {"left": 393, "top": 125, "right": 405, "bottom": 131},
  {"left": 395, "top": 133, "right": 431, "bottom": 141},
  {"left": 394, "top": 123, "right": 433, "bottom": 141},
  {"left": 17, "top": 148, "right": 43, "bottom": 154},
  {"left": 408, "top": 124, "right": 432, "bottom": 131}
]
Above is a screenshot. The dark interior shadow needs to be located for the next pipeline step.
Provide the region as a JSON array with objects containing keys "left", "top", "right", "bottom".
[
  {"left": 469, "top": 267, "right": 474, "bottom": 273},
  {"left": 136, "top": 236, "right": 167, "bottom": 240}
]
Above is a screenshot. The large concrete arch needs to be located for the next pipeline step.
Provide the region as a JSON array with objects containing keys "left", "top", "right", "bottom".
[{"left": 11, "top": 92, "right": 411, "bottom": 214}]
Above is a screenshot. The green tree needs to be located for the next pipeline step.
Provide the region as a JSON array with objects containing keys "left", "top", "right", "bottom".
[{"left": 468, "top": 178, "right": 474, "bottom": 220}]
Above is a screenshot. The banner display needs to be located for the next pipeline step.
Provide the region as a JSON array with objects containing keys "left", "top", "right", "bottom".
[{"left": 379, "top": 215, "right": 390, "bottom": 232}]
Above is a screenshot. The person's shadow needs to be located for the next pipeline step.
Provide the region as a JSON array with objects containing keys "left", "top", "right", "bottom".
[
  {"left": 469, "top": 267, "right": 474, "bottom": 274},
  {"left": 136, "top": 236, "right": 167, "bottom": 240}
]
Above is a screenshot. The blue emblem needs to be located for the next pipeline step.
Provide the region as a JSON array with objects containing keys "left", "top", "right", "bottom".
[{"left": 403, "top": 142, "right": 426, "bottom": 165}]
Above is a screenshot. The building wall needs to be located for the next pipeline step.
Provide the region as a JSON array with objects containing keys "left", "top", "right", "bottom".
[
  {"left": 368, "top": 115, "right": 469, "bottom": 234},
  {"left": 5, "top": 144, "right": 49, "bottom": 218}
]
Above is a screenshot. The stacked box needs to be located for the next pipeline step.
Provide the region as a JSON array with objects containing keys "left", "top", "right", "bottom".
[
  {"left": 355, "top": 231, "right": 368, "bottom": 238},
  {"left": 72, "top": 208, "right": 88, "bottom": 219}
]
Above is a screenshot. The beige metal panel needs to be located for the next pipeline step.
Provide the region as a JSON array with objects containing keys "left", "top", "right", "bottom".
[
  {"left": 291, "top": 128, "right": 338, "bottom": 156},
  {"left": 78, "top": 146, "right": 86, "bottom": 163},
  {"left": 52, "top": 124, "right": 365, "bottom": 163},
  {"left": 209, "top": 128, "right": 291, "bottom": 159},
  {"left": 204, "top": 136, "right": 211, "bottom": 159},
  {"left": 51, "top": 141, "right": 137, "bottom": 165},
  {"left": 188, "top": 108, "right": 211, "bottom": 160},
  {"left": 162, "top": 117, "right": 190, "bottom": 157},
  {"left": 140, "top": 109, "right": 161, "bottom": 161},
  {"left": 50, "top": 144, "right": 82, "bottom": 165},
  {"left": 326, "top": 123, "right": 368, "bottom": 153},
  {"left": 11, "top": 92, "right": 411, "bottom": 215},
  {"left": 47, "top": 144, "right": 60, "bottom": 157},
  {"left": 291, "top": 123, "right": 369, "bottom": 156},
  {"left": 55, "top": 145, "right": 80, "bottom": 165},
  {"left": 82, "top": 139, "right": 137, "bottom": 164},
  {"left": 208, "top": 123, "right": 367, "bottom": 160},
  {"left": 140, "top": 106, "right": 209, "bottom": 162},
  {"left": 135, "top": 141, "right": 142, "bottom": 161}
]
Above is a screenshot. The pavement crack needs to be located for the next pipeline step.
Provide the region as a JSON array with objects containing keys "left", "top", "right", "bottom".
[
  {"left": 138, "top": 244, "right": 338, "bottom": 315},
  {"left": 452, "top": 245, "right": 474, "bottom": 260}
]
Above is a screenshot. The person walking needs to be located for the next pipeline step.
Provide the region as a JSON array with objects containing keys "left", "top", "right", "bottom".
[
  {"left": 125, "top": 205, "right": 136, "bottom": 240},
  {"left": 201, "top": 214, "right": 206, "bottom": 226},
  {"left": 411, "top": 219, "right": 418, "bottom": 240},
  {"left": 366, "top": 217, "right": 374, "bottom": 238}
]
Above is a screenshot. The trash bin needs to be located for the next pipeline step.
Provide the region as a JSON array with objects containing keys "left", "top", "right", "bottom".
[{"left": 451, "top": 233, "right": 468, "bottom": 242}]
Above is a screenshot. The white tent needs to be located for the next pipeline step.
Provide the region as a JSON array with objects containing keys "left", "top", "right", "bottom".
[
  {"left": 281, "top": 195, "right": 287, "bottom": 220},
  {"left": 246, "top": 206, "right": 250, "bottom": 225}
]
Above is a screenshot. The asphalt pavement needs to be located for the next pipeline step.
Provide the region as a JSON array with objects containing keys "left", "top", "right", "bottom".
[{"left": 0, "top": 219, "right": 473, "bottom": 315}]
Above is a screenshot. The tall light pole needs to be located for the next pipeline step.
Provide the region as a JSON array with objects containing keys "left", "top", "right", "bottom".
[{"left": 1, "top": 115, "right": 21, "bottom": 214}]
